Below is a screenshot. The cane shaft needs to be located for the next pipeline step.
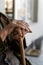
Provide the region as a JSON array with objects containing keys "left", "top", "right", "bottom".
[{"left": 19, "top": 37, "right": 26, "bottom": 65}]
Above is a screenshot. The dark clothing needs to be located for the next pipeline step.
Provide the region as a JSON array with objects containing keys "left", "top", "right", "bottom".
[
  {"left": 0, "top": 37, "right": 27, "bottom": 65},
  {"left": 9, "top": 38, "right": 27, "bottom": 54},
  {"left": 0, "top": 38, "right": 8, "bottom": 65},
  {"left": 0, "top": 38, "right": 5, "bottom": 54}
]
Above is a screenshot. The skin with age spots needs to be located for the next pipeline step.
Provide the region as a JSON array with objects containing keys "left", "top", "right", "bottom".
[{"left": 0, "top": 20, "right": 32, "bottom": 42}]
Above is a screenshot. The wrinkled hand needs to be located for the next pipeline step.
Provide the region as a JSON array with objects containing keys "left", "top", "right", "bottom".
[
  {"left": 11, "top": 20, "right": 32, "bottom": 41},
  {"left": 12, "top": 20, "right": 31, "bottom": 32},
  {"left": 0, "top": 20, "right": 31, "bottom": 42}
]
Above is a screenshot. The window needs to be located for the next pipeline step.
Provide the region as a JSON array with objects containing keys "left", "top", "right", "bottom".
[
  {"left": 5, "top": 0, "right": 14, "bottom": 20},
  {"left": 15, "top": 0, "right": 38, "bottom": 22},
  {"left": 15, "top": 0, "right": 25, "bottom": 20}
]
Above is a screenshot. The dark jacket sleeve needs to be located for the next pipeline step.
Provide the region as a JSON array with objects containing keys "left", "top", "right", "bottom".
[{"left": 0, "top": 38, "right": 5, "bottom": 54}]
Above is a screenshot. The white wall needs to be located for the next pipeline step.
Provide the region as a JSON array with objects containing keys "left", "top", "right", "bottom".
[
  {"left": 0, "top": 0, "right": 5, "bottom": 14},
  {"left": 25, "top": 0, "right": 43, "bottom": 46}
]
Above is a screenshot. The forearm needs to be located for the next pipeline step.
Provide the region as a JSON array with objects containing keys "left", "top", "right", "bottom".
[
  {"left": 0, "top": 22, "right": 15, "bottom": 42},
  {"left": 5, "top": 22, "right": 15, "bottom": 35}
]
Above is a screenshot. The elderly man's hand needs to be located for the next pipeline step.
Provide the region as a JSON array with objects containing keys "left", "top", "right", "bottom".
[
  {"left": 12, "top": 20, "right": 31, "bottom": 32},
  {"left": 11, "top": 20, "right": 32, "bottom": 41},
  {"left": 0, "top": 20, "right": 31, "bottom": 42}
]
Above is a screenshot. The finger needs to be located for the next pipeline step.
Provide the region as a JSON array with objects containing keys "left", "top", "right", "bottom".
[
  {"left": 12, "top": 20, "right": 32, "bottom": 33},
  {"left": 14, "top": 28, "right": 22, "bottom": 37},
  {"left": 16, "top": 20, "right": 31, "bottom": 32},
  {"left": 22, "top": 21, "right": 29, "bottom": 28},
  {"left": 12, "top": 20, "right": 28, "bottom": 31},
  {"left": 17, "top": 28, "right": 22, "bottom": 37},
  {"left": 12, "top": 20, "right": 25, "bottom": 30},
  {"left": 22, "top": 29, "right": 29, "bottom": 37},
  {"left": 16, "top": 20, "right": 26, "bottom": 29},
  {"left": 22, "top": 21, "right": 31, "bottom": 32},
  {"left": 18, "top": 20, "right": 29, "bottom": 30}
]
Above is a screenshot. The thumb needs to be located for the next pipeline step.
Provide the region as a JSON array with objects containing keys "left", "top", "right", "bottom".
[{"left": 17, "top": 28, "right": 22, "bottom": 37}]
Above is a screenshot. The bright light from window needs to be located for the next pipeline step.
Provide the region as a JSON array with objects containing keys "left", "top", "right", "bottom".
[{"left": 5, "top": 0, "right": 13, "bottom": 9}]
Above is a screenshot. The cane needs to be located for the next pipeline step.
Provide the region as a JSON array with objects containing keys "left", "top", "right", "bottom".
[{"left": 19, "top": 37, "right": 26, "bottom": 65}]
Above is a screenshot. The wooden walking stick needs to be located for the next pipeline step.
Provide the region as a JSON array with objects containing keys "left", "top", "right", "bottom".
[{"left": 19, "top": 37, "right": 26, "bottom": 65}]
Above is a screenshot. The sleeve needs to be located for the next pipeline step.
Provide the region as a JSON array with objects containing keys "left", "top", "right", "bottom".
[{"left": 0, "top": 38, "right": 5, "bottom": 54}]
